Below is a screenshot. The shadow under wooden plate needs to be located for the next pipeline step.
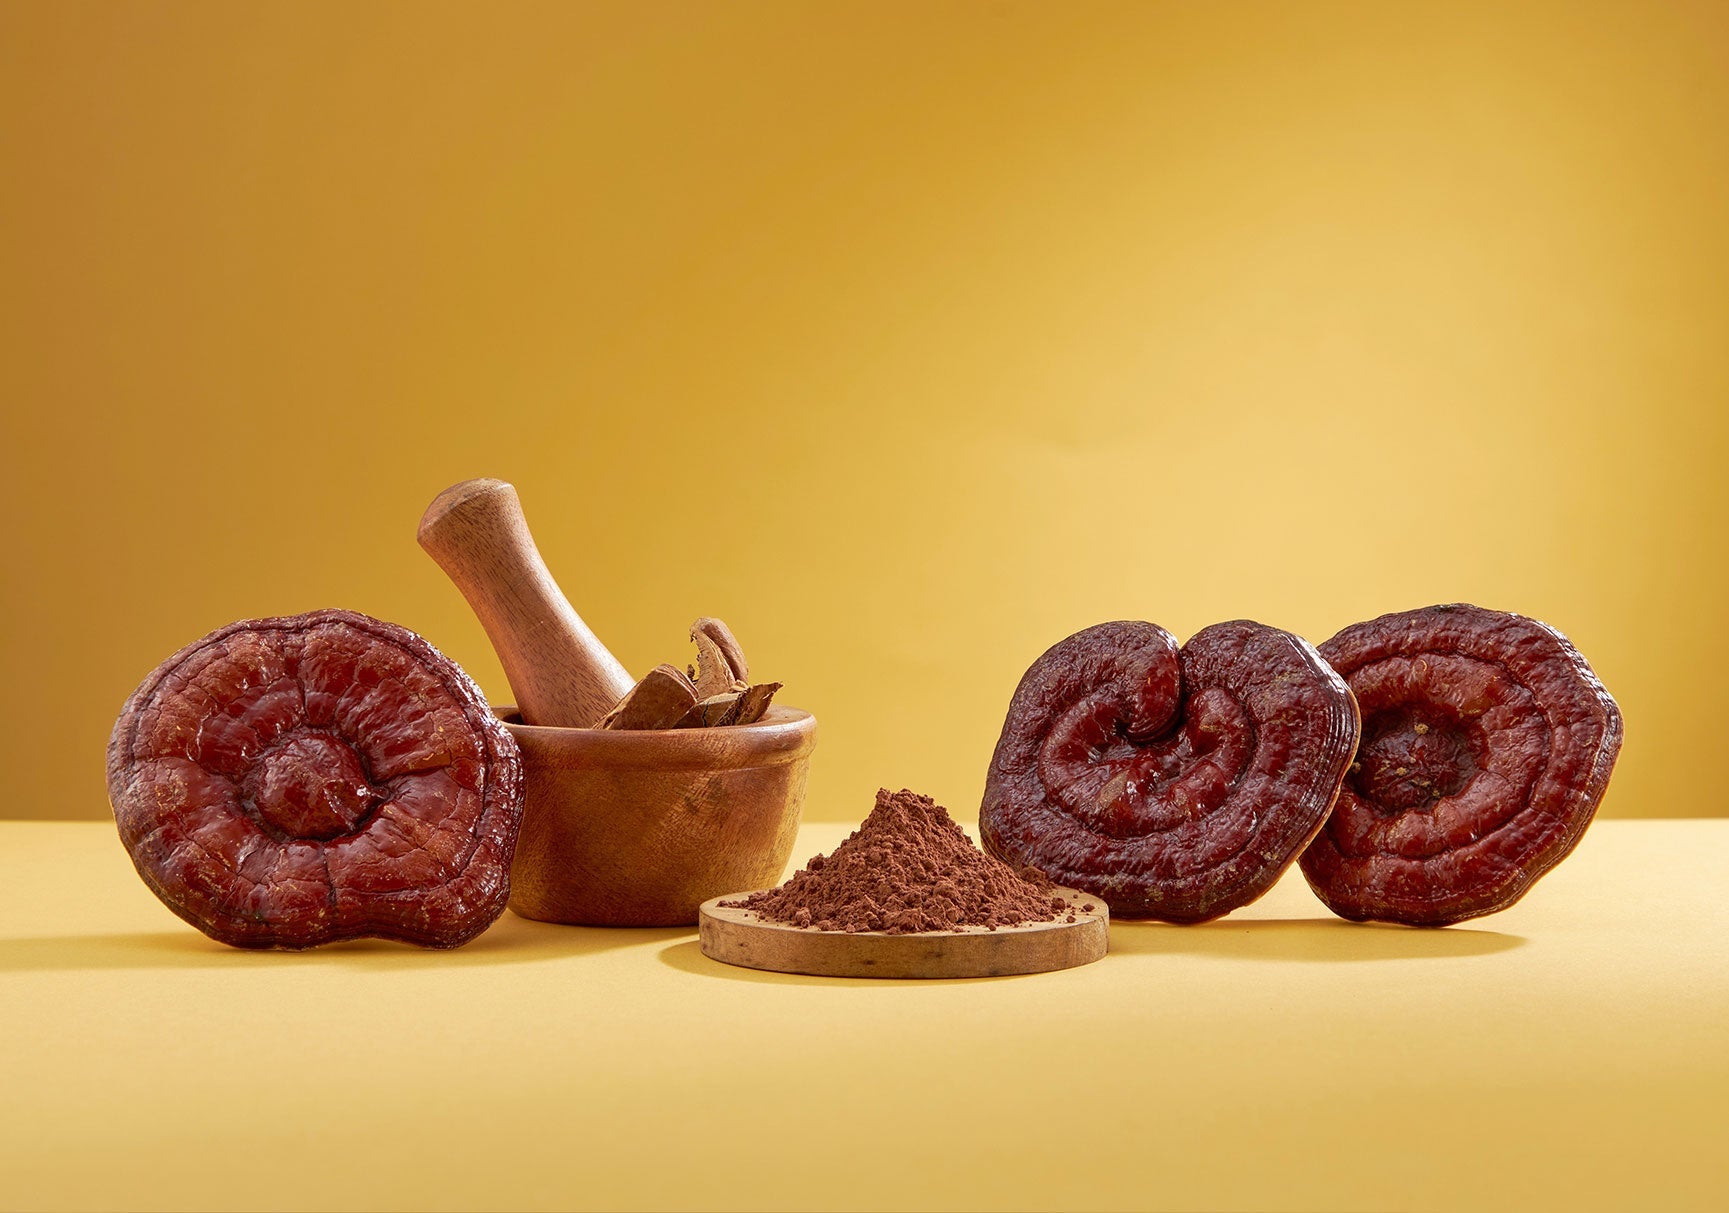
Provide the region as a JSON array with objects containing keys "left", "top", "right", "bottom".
[{"left": 659, "top": 938, "right": 1052, "bottom": 987}]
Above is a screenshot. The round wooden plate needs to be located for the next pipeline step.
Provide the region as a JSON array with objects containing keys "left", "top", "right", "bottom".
[{"left": 697, "top": 886, "right": 1109, "bottom": 979}]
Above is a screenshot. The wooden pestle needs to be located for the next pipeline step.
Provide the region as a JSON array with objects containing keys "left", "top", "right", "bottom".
[{"left": 418, "top": 478, "right": 635, "bottom": 728}]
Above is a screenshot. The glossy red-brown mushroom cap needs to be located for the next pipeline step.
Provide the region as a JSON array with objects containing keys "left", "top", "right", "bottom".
[
  {"left": 107, "top": 609, "right": 524, "bottom": 948},
  {"left": 1302, "top": 604, "right": 1622, "bottom": 926},
  {"left": 981, "top": 620, "right": 1360, "bottom": 923}
]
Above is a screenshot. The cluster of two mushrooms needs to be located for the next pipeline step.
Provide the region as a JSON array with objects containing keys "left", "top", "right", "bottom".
[{"left": 978, "top": 606, "right": 1622, "bottom": 928}]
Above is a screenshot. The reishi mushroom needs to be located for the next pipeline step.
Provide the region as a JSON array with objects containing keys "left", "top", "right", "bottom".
[
  {"left": 106, "top": 609, "right": 524, "bottom": 948},
  {"left": 1301, "top": 604, "right": 1622, "bottom": 925},
  {"left": 980, "top": 620, "right": 1361, "bottom": 923}
]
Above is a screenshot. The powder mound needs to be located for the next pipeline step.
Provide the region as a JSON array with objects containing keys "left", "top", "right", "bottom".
[{"left": 723, "top": 788, "right": 1065, "bottom": 934}]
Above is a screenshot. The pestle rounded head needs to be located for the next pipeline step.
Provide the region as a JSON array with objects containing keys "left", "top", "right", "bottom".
[{"left": 417, "top": 477, "right": 519, "bottom": 549}]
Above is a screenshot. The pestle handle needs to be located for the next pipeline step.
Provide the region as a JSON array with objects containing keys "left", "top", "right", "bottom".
[{"left": 417, "top": 478, "right": 635, "bottom": 728}]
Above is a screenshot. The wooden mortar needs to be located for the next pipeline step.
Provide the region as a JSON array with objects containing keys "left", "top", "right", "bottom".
[
  {"left": 419, "top": 478, "right": 816, "bottom": 926},
  {"left": 499, "top": 704, "right": 814, "bottom": 926}
]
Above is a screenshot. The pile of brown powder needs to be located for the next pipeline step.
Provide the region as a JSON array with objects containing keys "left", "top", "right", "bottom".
[{"left": 724, "top": 787, "right": 1082, "bottom": 933}]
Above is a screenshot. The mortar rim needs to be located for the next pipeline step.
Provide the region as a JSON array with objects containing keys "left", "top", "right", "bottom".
[{"left": 494, "top": 704, "right": 817, "bottom": 770}]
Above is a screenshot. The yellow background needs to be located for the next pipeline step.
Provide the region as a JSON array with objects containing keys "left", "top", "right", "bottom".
[{"left": 2, "top": 1, "right": 1724, "bottom": 825}]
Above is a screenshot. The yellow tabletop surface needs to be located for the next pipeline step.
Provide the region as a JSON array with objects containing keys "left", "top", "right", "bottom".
[{"left": 2, "top": 818, "right": 1725, "bottom": 1212}]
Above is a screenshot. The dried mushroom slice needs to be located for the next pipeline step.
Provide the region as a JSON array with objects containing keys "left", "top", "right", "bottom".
[
  {"left": 1302, "top": 604, "right": 1622, "bottom": 926},
  {"left": 728, "top": 680, "right": 782, "bottom": 726},
  {"left": 597, "top": 663, "right": 700, "bottom": 730},
  {"left": 689, "top": 617, "right": 749, "bottom": 696},
  {"left": 106, "top": 609, "right": 524, "bottom": 949},
  {"left": 600, "top": 617, "right": 781, "bottom": 729},
  {"left": 980, "top": 620, "right": 1360, "bottom": 923}
]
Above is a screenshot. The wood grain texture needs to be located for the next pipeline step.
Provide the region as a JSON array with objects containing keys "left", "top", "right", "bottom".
[
  {"left": 502, "top": 705, "right": 817, "bottom": 926},
  {"left": 698, "top": 885, "right": 1108, "bottom": 979},
  {"left": 417, "top": 478, "right": 635, "bottom": 728}
]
